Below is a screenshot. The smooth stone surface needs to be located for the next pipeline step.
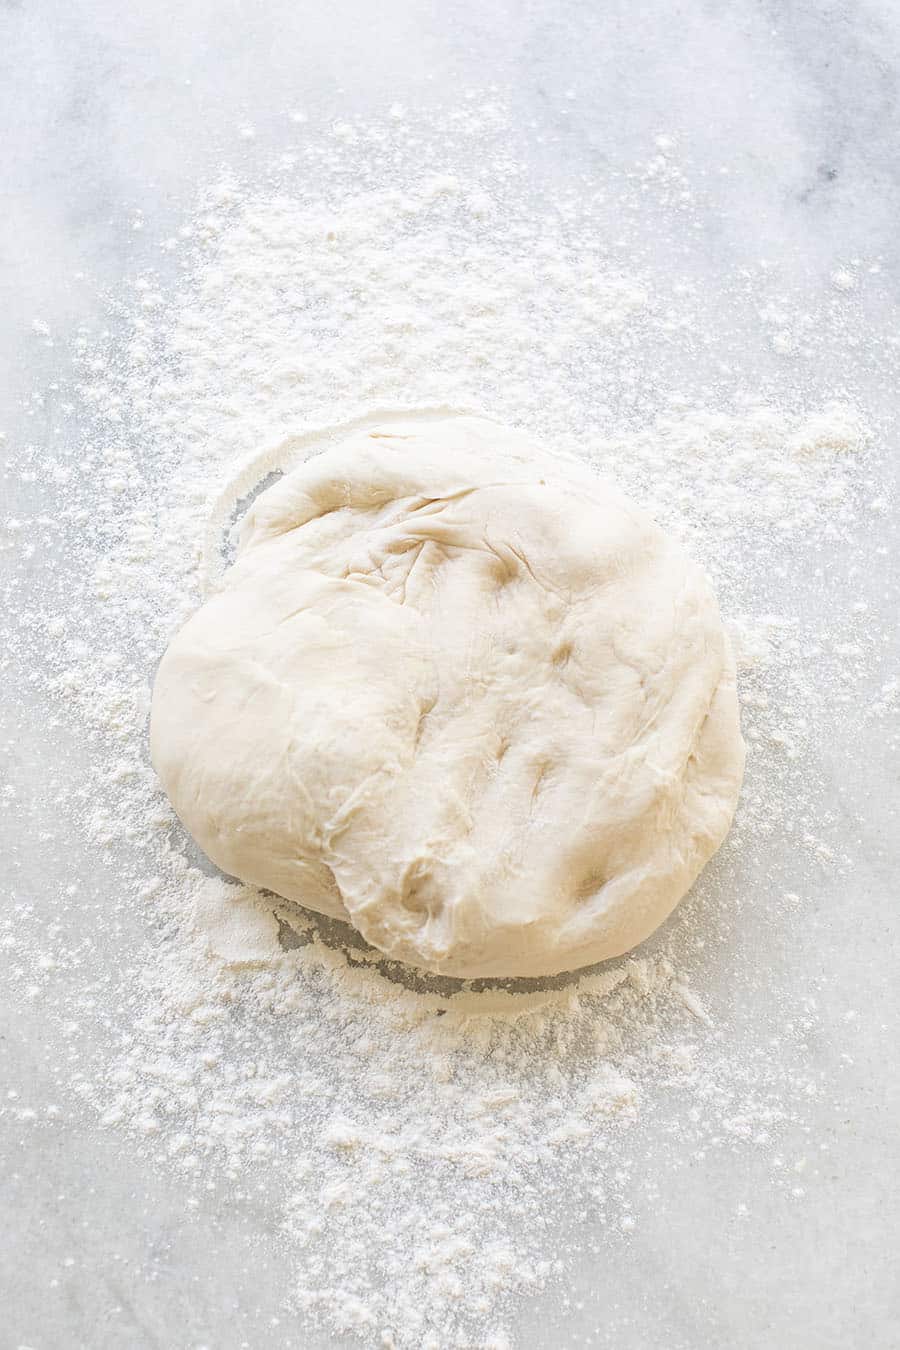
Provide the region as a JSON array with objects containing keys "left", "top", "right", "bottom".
[{"left": 2, "top": 3, "right": 899, "bottom": 1349}]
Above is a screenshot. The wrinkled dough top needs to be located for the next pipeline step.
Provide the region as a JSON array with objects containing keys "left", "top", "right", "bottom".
[{"left": 150, "top": 417, "right": 745, "bottom": 978}]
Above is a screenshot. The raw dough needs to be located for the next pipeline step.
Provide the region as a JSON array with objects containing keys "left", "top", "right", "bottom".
[{"left": 150, "top": 417, "right": 744, "bottom": 978}]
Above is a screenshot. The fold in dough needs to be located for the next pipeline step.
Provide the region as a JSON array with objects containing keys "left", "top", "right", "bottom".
[{"left": 150, "top": 417, "right": 745, "bottom": 978}]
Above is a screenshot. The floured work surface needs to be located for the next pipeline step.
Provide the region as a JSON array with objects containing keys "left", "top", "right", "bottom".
[{"left": 3, "top": 95, "right": 898, "bottom": 1350}]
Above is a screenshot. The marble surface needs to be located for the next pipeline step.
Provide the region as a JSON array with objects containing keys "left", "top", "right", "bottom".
[{"left": 2, "top": 2, "right": 899, "bottom": 1348}]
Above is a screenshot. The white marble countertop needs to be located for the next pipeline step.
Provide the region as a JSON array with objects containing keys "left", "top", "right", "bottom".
[{"left": 2, "top": 3, "right": 899, "bottom": 1348}]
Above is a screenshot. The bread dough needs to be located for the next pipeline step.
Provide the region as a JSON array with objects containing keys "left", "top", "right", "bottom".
[{"left": 150, "top": 417, "right": 744, "bottom": 978}]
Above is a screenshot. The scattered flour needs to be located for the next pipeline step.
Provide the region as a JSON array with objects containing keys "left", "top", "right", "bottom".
[{"left": 1, "top": 99, "right": 894, "bottom": 1347}]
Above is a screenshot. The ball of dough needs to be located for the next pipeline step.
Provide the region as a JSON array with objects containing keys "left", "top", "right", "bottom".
[{"left": 150, "top": 417, "right": 744, "bottom": 979}]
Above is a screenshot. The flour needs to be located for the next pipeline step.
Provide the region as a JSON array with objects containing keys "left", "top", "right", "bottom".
[{"left": 2, "top": 99, "right": 893, "bottom": 1347}]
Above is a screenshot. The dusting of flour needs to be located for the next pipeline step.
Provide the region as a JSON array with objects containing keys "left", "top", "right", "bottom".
[{"left": 2, "top": 100, "right": 894, "bottom": 1348}]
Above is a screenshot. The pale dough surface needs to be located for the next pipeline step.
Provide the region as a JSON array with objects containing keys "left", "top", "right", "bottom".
[{"left": 150, "top": 417, "right": 745, "bottom": 978}]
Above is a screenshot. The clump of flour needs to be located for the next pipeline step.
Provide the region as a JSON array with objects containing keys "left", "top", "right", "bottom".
[{"left": 2, "top": 100, "right": 893, "bottom": 1347}]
